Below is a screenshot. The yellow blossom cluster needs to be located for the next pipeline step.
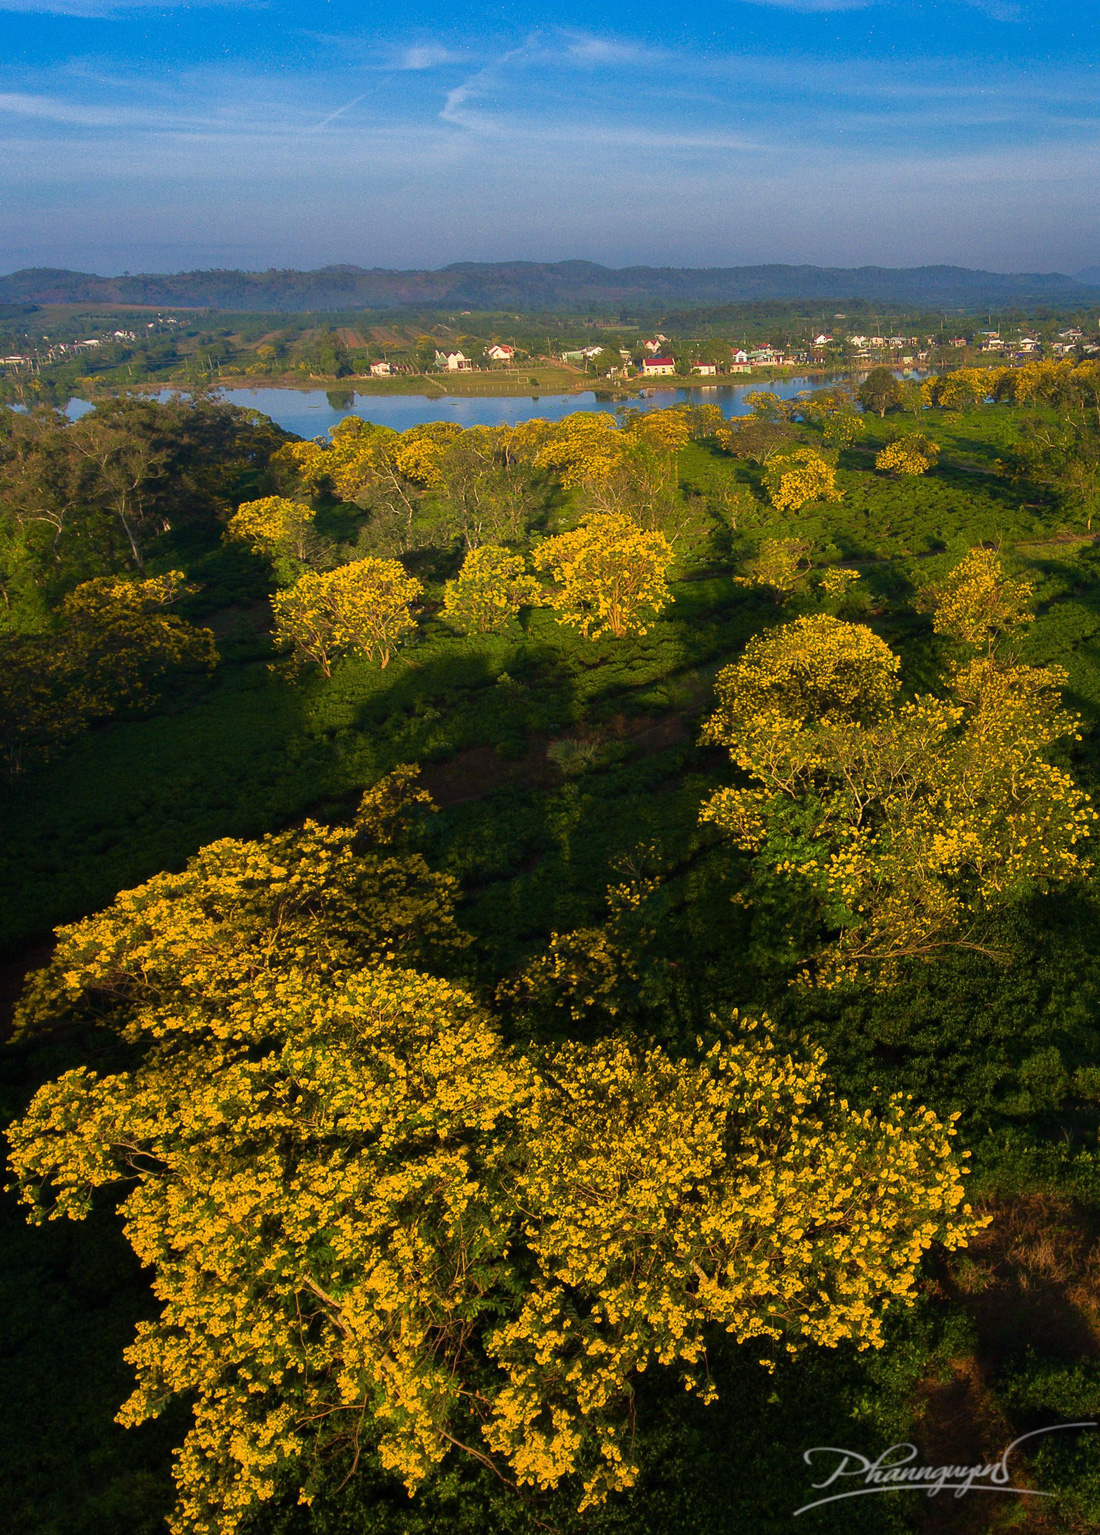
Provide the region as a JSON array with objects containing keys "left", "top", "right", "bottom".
[
  {"left": 225, "top": 495, "right": 317, "bottom": 559},
  {"left": 700, "top": 561, "right": 1095, "bottom": 987},
  {"left": 8, "top": 830, "right": 981, "bottom": 1535},
  {"left": 762, "top": 448, "right": 842, "bottom": 512},
  {"left": 817, "top": 566, "right": 862, "bottom": 603},
  {"left": 918, "top": 546, "right": 1035, "bottom": 650},
  {"left": 442, "top": 544, "right": 545, "bottom": 634},
  {"left": 918, "top": 360, "right": 1100, "bottom": 411},
  {"left": 734, "top": 537, "right": 813, "bottom": 599},
  {"left": 271, "top": 557, "right": 421, "bottom": 675},
  {"left": 534, "top": 512, "right": 674, "bottom": 639},
  {"left": 875, "top": 436, "right": 940, "bottom": 476}
]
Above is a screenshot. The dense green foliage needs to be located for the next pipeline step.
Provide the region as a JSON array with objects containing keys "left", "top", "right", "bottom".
[{"left": 9, "top": 378, "right": 1100, "bottom": 1531}]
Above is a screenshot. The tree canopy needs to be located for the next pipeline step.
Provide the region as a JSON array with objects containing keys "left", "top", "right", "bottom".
[{"left": 8, "top": 776, "right": 980, "bottom": 1535}]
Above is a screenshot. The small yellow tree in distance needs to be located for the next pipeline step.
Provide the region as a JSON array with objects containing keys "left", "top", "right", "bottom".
[
  {"left": 226, "top": 496, "right": 317, "bottom": 560},
  {"left": 875, "top": 436, "right": 941, "bottom": 476},
  {"left": 442, "top": 544, "right": 544, "bottom": 634},
  {"left": 734, "top": 537, "right": 813, "bottom": 601},
  {"left": 272, "top": 557, "right": 420, "bottom": 675},
  {"left": 763, "top": 448, "right": 842, "bottom": 512},
  {"left": 226, "top": 496, "right": 329, "bottom": 583},
  {"left": 534, "top": 512, "right": 674, "bottom": 639},
  {"left": 817, "top": 566, "right": 862, "bottom": 603}
]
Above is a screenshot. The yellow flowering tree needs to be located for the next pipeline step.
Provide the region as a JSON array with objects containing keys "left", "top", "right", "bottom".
[
  {"left": 0, "top": 570, "right": 217, "bottom": 778},
  {"left": 442, "top": 544, "right": 544, "bottom": 634},
  {"left": 8, "top": 785, "right": 981, "bottom": 1535},
  {"left": 762, "top": 449, "right": 842, "bottom": 512},
  {"left": 272, "top": 557, "right": 420, "bottom": 675},
  {"left": 816, "top": 566, "right": 862, "bottom": 604},
  {"left": 734, "top": 537, "right": 813, "bottom": 601},
  {"left": 920, "top": 368, "right": 993, "bottom": 411},
  {"left": 534, "top": 512, "right": 673, "bottom": 639},
  {"left": 533, "top": 412, "right": 626, "bottom": 488},
  {"left": 918, "top": 546, "right": 1034, "bottom": 651},
  {"left": 875, "top": 435, "right": 941, "bottom": 476},
  {"left": 700, "top": 600, "right": 1095, "bottom": 987},
  {"left": 225, "top": 495, "right": 329, "bottom": 583}
]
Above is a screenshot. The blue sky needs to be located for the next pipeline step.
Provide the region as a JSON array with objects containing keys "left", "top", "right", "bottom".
[{"left": 1, "top": 0, "right": 1097, "bottom": 275}]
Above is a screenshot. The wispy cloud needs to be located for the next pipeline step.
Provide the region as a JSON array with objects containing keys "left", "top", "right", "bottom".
[
  {"left": 0, "top": 0, "right": 255, "bottom": 14},
  {"left": 395, "top": 44, "right": 465, "bottom": 71},
  {"left": 732, "top": 0, "right": 871, "bottom": 12}
]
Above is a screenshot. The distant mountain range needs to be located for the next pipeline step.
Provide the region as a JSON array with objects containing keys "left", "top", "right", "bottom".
[{"left": 1, "top": 261, "right": 1098, "bottom": 312}]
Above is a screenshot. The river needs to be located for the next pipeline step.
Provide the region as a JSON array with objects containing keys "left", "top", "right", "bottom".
[{"left": 65, "top": 371, "right": 927, "bottom": 438}]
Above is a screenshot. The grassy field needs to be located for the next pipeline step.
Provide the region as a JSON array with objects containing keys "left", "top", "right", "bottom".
[{"left": 9, "top": 400, "right": 1100, "bottom": 1533}]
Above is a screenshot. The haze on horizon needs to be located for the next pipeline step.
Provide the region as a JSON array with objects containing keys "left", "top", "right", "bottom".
[{"left": 1, "top": 0, "right": 1097, "bottom": 280}]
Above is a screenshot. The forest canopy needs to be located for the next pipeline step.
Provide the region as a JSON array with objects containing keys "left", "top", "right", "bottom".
[{"left": 8, "top": 362, "right": 1100, "bottom": 1534}]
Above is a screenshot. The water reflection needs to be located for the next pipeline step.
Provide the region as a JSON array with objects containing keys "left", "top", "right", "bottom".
[{"left": 65, "top": 371, "right": 927, "bottom": 439}]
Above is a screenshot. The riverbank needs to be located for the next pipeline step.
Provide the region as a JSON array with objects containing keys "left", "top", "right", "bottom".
[{"left": 154, "top": 363, "right": 826, "bottom": 398}]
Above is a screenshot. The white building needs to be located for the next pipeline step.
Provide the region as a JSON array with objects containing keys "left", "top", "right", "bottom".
[
  {"left": 435, "top": 350, "right": 472, "bottom": 372},
  {"left": 370, "top": 361, "right": 392, "bottom": 376},
  {"left": 641, "top": 356, "right": 676, "bottom": 376},
  {"left": 487, "top": 344, "right": 515, "bottom": 362},
  {"left": 692, "top": 363, "right": 718, "bottom": 375}
]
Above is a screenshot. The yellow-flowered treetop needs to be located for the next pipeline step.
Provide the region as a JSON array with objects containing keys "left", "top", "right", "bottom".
[
  {"left": 817, "top": 566, "right": 862, "bottom": 603},
  {"left": 13, "top": 766, "right": 466, "bottom": 1041},
  {"left": 920, "top": 368, "right": 994, "bottom": 411},
  {"left": 534, "top": 513, "right": 674, "bottom": 639},
  {"left": 734, "top": 537, "right": 813, "bottom": 600},
  {"left": 271, "top": 556, "right": 420, "bottom": 675},
  {"left": 763, "top": 448, "right": 843, "bottom": 512},
  {"left": 700, "top": 583, "right": 1094, "bottom": 987},
  {"left": 875, "top": 435, "right": 940, "bottom": 477},
  {"left": 226, "top": 496, "right": 316, "bottom": 557},
  {"left": 442, "top": 544, "right": 545, "bottom": 634},
  {"left": 533, "top": 412, "right": 628, "bottom": 488},
  {"left": 918, "top": 546, "right": 1035, "bottom": 651},
  {"left": 8, "top": 813, "right": 981, "bottom": 1535}
]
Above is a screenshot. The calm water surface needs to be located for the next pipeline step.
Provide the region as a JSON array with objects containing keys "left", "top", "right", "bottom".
[{"left": 67, "top": 372, "right": 926, "bottom": 438}]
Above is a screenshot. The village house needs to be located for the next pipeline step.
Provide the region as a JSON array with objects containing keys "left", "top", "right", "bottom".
[
  {"left": 691, "top": 362, "right": 718, "bottom": 376},
  {"left": 487, "top": 344, "right": 515, "bottom": 362},
  {"left": 435, "top": 350, "right": 472, "bottom": 372},
  {"left": 641, "top": 356, "right": 676, "bottom": 376},
  {"left": 370, "top": 361, "right": 392, "bottom": 377}
]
